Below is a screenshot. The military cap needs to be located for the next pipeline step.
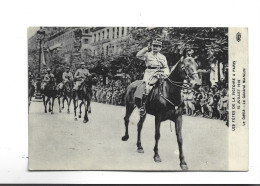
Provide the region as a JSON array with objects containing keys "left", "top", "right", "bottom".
[{"left": 152, "top": 38, "right": 162, "bottom": 46}]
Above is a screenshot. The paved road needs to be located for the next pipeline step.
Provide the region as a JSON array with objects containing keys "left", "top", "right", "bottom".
[{"left": 29, "top": 99, "right": 229, "bottom": 171}]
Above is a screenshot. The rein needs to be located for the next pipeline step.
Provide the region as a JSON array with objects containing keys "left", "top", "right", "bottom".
[{"left": 157, "top": 58, "right": 197, "bottom": 108}]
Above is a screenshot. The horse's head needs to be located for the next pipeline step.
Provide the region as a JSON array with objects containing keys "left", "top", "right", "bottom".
[{"left": 181, "top": 57, "right": 201, "bottom": 89}]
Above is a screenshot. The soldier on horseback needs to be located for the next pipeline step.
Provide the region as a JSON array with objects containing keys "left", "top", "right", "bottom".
[
  {"left": 136, "top": 38, "right": 170, "bottom": 115},
  {"left": 73, "top": 62, "right": 91, "bottom": 91},
  {"left": 42, "top": 68, "right": 56, "bottom": 89},
  {"left": 60, "top": 66, "right": 73, "bottom": 89}
]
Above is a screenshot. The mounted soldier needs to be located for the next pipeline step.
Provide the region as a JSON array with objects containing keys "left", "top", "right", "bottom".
[
  {"left": 73, "top": 62, "right": 91, "bottom": 91},
  {"left": 42, "top": 68, "right": 56, "bottom": 90},
  {"left": 60, "top": 66, "right": 73, "bottom": 89},
  {"left": 136, "top": 38, "right": 170, "bottom": 115}
]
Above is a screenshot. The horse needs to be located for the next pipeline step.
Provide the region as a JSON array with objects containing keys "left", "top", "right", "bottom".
[
  {"left": 28, "top": 78, "right": 35, "bottom": 111},
  {"left": 57, "top": 81, "right": 73, "bottom": 113},
  {"left": 73, "top": 76, "right": 92, "bottom": 123},
  {"left": 121, "top": 57, "right": 201, "bottom": 170},
  {"left": 41, "top": 79, "right": 57, "bottom": 114}
]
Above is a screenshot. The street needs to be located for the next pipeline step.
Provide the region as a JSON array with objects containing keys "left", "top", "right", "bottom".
[{"left": 29, "top": 99, "right": 229, "bottom": 171}]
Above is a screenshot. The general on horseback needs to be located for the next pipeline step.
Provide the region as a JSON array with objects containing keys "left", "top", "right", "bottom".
[
  {"left": 73, "top": 62, "right": 92, "bottom": 123},
  {"left": 121, "top": 38, "right": 201, "bottom": 170}
]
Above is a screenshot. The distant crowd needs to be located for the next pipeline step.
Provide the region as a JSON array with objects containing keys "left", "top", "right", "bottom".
[
  {"left": 181, "top": 85, "right": 228, "bottom": 121},
  {"left": 92, "top": 79, "right": 127, "bottom": 106}
]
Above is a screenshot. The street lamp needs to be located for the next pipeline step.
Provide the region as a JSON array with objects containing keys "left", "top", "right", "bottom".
[{"left": 35, "top": 29, "right": 45, "bottom": 99}]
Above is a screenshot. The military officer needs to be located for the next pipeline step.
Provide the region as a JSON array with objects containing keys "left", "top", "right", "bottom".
[
  {"left": 136, "top": 38, "right": 170, "bottom": 115},
  {"left": 73, "top": 62, "right": 91, "bottom": 91},
  {"left": 60, "top": 66, "right": 73, "bottom": 89},
  {"left": 43, "top": 68, "right": 55, "bottom": 83}
]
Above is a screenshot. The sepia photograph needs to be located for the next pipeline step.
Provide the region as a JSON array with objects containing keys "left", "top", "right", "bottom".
[{"left": 27, "top": 26, "right": 247, "bottom": 171}]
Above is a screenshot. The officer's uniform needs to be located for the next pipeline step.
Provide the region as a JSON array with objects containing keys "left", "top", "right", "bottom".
[
  {"left": 73, "top": 67, "right": 91, "bottom": 90},
  {"left": 136, "top": 47, "right": 170, "bottom": 95}
]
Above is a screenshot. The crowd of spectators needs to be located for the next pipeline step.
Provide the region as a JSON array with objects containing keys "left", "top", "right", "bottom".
[
  {"left": 91, "top": 79, "right": 128, "bottom": 106},
  {"left": 181, "top": 85, "right": 228, "bottom": 122}
]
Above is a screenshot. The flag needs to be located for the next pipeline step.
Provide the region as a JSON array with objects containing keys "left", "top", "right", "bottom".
[{"left": 41, "top": 47, "right": 46, "bottom": 66}]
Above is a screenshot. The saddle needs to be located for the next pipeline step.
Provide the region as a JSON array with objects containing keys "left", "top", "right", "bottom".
[{"left": 134, "top": 72, "right": 165, "bottom": 100}]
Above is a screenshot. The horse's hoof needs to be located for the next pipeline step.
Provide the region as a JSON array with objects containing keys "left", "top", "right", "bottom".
[
  {"left": 180, "top": 164, "right": 188, "bottom": 171},
  {"left": 88, "top": 110, "right": 91, "bottom": 114},
  {"left": 67, "top": 111, "right": 70, "bottom": 114},
  {"left": 154, "top": 155, "right": 162, "bottom": 163},
  {"left": 79, "top": 115, "right": 81, "bottom": 118},
  {"left": 62, "top": 107, "right": 64, "bottom": 110},
  {"left": 137, "top": 148, "right": 144, "bottom": 153},
  {"left": 45, "top": 111, "right": 47, "bottom": 113},
  {"left": 83, "top": 119, "right": 89, "bottom": 123},
  {"left": 59, "top": 110, "right": 61, "bottom": 113},
  {"left": 74, "top": 118, "right": 77, "bottom": 121},
  {"left": 121, "top": 135, "right": 129, "bottom": 141},
  {"left": 51, "top": 112, "right": 54, "bottom": 114}
]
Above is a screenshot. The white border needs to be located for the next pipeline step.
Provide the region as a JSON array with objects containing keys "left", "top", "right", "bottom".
[{"left": 0, "top": 0, "right": 260, "bottom": 183}]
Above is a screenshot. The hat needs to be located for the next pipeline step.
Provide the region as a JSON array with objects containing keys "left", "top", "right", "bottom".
[
  {"left": 47, "top": 68, "right": 51, "bottom": 71},
  {"left": 66, "top": 66, "right": 70, "bottom": 69},
  {"left": 80, "top": 62, "right": 85, "bottom": 65},
  {"left": 152, "top": 38, "right": 162, "bottom": 46}
]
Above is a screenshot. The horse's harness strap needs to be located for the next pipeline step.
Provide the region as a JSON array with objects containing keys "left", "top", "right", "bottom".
[
  {"left": 166, "top": 78, "right": 192, "bottom": 90},
  {"left": 158, "top": 80, "right": 181, "bottom": 111}
]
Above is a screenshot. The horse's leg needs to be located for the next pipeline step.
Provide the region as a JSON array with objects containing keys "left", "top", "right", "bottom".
[
  {"left": 154, "top": 114, "right": 162, "bottom": 162},
  {"left": 58, "top": 96, "right": 61, "bottom": 113},
  {"left": 87, "top": 95, "right": 91, "bottom": 113},
  {"left": 48, "top": 97, "right": 52, "bottom": 112},
  {"left": 51, "top": 96, "right": 55, "bottom": 114},
  {"left": 43, "top": 96, "right": 47, "bottom": 113},
  {"left": 79, "top": 101, "right": 83, "bottom": 118},
  {"left": 62, "top": 96, "right": 65, "bottom": 110},
  {"left": 136, "top": 114, "right": 146, "bottom": 153},
  {"left": 67, "top": 96, "right": 71, "bottom": 114},
  {"left": 73, "top": 97, "right": 78, "bottom": 121},
  {"left": 121, "top": 103, "right": 135, "bottom": 141},
  {"left": 82, "top": 99, "right": 89, "bottom": 123},
  {"left": 174, "top": 114, "right": 188, "bottom": 170}
]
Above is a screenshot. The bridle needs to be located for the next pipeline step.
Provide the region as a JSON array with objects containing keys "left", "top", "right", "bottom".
[
  {"left": 158, "top": 59, "right": 198, "bottom": 108},
  {"left": 166, "top": 60, "right": 198, "bottom": 90}
]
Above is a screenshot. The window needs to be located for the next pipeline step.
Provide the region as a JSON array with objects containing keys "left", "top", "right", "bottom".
[
  {"left": 112, "top": 28, "right": 115, "bottom": 39},
  {"left": 106, "top": 46, "right": 109, "bottom": 56},
  {"left": 127, "top": 27, "right": 129, "bottom": 34},
  {"left": 94, "top": 34, "right": 96, "bottom": 42},
  {"left": 84, "top": 38, "right": 88, "bottom": 44},
  {"left": 107, "top": 29, "right": 109, "bottom": 39},
  {"left": 102, "top": 31, "right": 105, "bottom": 39},
  {"left": 117, "top": 27, "right": 119, "bottom": 38},
  {"left": 122, "top": 27, "right": 124, "bottom": 36},
  {"left": 84, "top": 29, "right": 89, "bottom": 34},
  {"left": 112, "top": 46, "right": 114, "bottom": 54},
  {"left": 98, "top": 33, "right": 100, "bottom": 41}
]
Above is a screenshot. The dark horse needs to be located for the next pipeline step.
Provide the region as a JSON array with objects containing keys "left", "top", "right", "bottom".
[
  {"left": 121, "top": 57, "right": 201, "bottom": 170},
  {"left": 57, "top": 81, "right": 73, "bottom": 113},
  {"left": 73, "top": 76, "right": 92, "bottom": 123},
  {"left": 41, "top": 78, "right": 57, "bottom": 114}
]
